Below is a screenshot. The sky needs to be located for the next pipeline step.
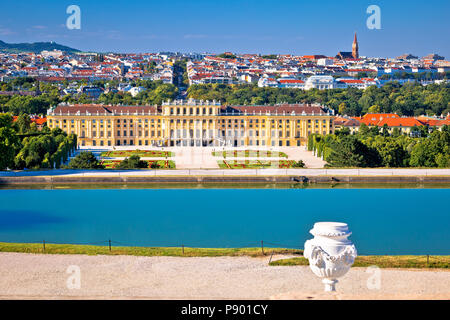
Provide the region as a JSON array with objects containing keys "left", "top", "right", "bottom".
[{"left": 0, "top": 0, "right": 449, "bottom": 58}]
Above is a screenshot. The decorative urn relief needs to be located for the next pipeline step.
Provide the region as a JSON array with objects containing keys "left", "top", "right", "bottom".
[{"left": 303, "top": 222, "right": 357, "bottom": 292}]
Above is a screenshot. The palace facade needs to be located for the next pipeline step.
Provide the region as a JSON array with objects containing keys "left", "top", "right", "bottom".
[{"left": 47, "top": 100, "right": 335, "bottom": 147}]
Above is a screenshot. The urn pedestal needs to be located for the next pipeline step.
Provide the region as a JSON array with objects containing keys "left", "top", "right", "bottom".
[{"left": 303, "top": 222, "right": 357, "bottom": 292}]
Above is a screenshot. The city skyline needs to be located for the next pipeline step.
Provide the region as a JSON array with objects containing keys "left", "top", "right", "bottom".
[{"left": 0, "top": 0, "right": 449, "bottom": 58}]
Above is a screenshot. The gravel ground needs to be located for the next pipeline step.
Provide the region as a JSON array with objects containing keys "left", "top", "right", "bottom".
[{"left": 0, "top": 253, "right": 448, "bottom": 300}]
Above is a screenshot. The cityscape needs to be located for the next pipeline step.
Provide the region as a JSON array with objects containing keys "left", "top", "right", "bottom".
[{"left": 0, "top": 0, "right": 449, "bottom": 308}]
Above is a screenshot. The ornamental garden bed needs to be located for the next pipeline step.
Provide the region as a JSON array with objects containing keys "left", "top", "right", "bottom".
[
  {"left": 100, "top": 150, "right": 174, "bottom": 158},
  {"left": 218, "top": 160, "right": 296, "bottom": 169},
  {"left": 212, "top": 150, "right": 288, "bottom": 158},
  {"left": 100, "top": 160, "right": 176, "bottom": 169}
]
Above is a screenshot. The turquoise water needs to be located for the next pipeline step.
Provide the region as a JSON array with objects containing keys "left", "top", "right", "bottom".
[{"left": 0, "top": 188, "right": 449, "bottom": 255}]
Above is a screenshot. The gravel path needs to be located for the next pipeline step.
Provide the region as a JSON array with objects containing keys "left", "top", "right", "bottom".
[{"left": 0, "top": 253, "right": 448, "bottom": 300}]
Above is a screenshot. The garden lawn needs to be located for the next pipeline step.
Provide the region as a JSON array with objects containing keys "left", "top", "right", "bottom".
[
  {"left": 218, "top": 160, "right": 295, "bottom": 169},
  {"left": 212, "top": 150, "right": 288, "bottom": 158},
  {"left": 269, "top": 256, "right": 450, "bottom": 269},
  {"left": 0, "top": 242, "right": 299, "bottom": 258},
  {"left": 101, "top": 150, "right": 174, "bottom": 158},
  {"left": 100, "top": 160, "right": 175, "bottom": 169}
]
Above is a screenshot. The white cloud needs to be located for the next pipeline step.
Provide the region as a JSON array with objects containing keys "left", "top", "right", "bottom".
[{"left": 0, "top": 28, "right": 15, "bottom": 35}]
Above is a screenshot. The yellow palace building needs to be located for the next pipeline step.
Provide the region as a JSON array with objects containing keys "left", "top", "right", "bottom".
[{"left": 47, "top": 99, "right": 335, "bottom": 147}]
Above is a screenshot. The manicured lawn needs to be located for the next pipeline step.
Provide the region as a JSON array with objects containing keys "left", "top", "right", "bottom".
[
  {"left": 212, "top": 150, "right": 288, "bottom": 158},
  {"left": 101, "top": 150, "right": 174, "bottom": 158},
  {"left": 0, "top": 242, "right": 299, "bottom": 257},
  {"left": 269, "top": 256, "right": 450, "bottom": 269},
  {"left": 100, "top": 160, "right": 176, "bottom": 169},
  {"left": 218, "top": 160, "right": 296, "bottom": 169},
  {"left": 1, "top": 242, "right": 447, "bottom": 269}
]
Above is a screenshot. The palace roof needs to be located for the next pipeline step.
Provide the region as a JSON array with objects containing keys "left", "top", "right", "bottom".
[
  {"left": 51, "top": 104, "right": 158, "bottom": 115},
  {"left": 223, "top": 104, "right": 330, "bottom": 115}
]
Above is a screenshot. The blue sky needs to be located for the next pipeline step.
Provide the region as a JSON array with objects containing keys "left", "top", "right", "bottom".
[{"left": 0, "top": 0, "right": 449, "bottom": 58}]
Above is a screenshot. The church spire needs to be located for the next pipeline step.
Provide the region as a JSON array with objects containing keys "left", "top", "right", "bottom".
[{"left": 352, "top": 32, "right": 359, "bottom": 59}]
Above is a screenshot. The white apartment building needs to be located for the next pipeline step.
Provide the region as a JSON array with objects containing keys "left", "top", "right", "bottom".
[{"left": 304, "top": 75, "right": 339, "bottom": 90}]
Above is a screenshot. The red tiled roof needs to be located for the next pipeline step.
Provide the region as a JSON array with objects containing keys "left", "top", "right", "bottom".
[
  {"left": 339, "top": 79, "right": 364, "bottom": 84},
  {"left": 419, "top": 118, "right": 450, "bottom": 127},
  {"left": 358, "top": 113, "right": 399, "bottom": 126},
  {"left": 377, "top": 118, "right": 425, "bottom": 127},
  {"left": 334, "top": 116, "right": 360, "bottom": 126},
  {"left": 279, "top": 79, "right": 305, "bottom": 83},
  {"left": 12, "top": 116, "right": 47, "bottom": 125}
]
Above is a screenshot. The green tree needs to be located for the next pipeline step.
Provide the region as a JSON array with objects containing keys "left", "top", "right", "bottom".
[
  {"left": 292, "top": 160, "right": 305, "bottom": 168},
  {"left": 68, "top": 152, "right": 104, "bottom": 169},
  {"left": 326, "top": 135, "right": 380, "bottom": 167},
  {"left": 0, "top": 126, "right": 20, "bottom": 170},
  {"left": 338, "top": 102, "right": 347, "bottom": 115},
  {"left": 368, "top": 105, "right": 381, "bottom": 113},
  {"left": 369, "top": 136, "right": 407, "bottom": 167},
  {"left": 116, "top": 155, "right": 148, "bottom": 169},
  {"left": 409, "top": 130, "right": 449, "bottom": 167},
  {"left": 15, "top": 113, "right": 31, "bottom": 133}
]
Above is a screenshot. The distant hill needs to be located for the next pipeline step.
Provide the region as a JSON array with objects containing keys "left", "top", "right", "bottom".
[{"left": 0, "top": 40, "right": 80, "bottom": 53}]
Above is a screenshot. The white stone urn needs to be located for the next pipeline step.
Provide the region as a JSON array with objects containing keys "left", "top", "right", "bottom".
[{"left": 303, "top": 222, "right": 357, "bottom": 292}]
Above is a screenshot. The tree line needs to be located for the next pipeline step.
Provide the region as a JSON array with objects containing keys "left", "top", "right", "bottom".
[
  {"left": 187, "top": 82, "right": 450, "bottom": 117},
  {"left": 307, "top": 125, "right": 450, "bottom": 168},
  {"left": 0, "top": 113, "right": 77, "bottom": 170},
  {"left": 1, "top": 77, "right": 448, "bottom": 117},
  {"left": 0, "top": 78, "right": 179, "bottom": 115}
]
